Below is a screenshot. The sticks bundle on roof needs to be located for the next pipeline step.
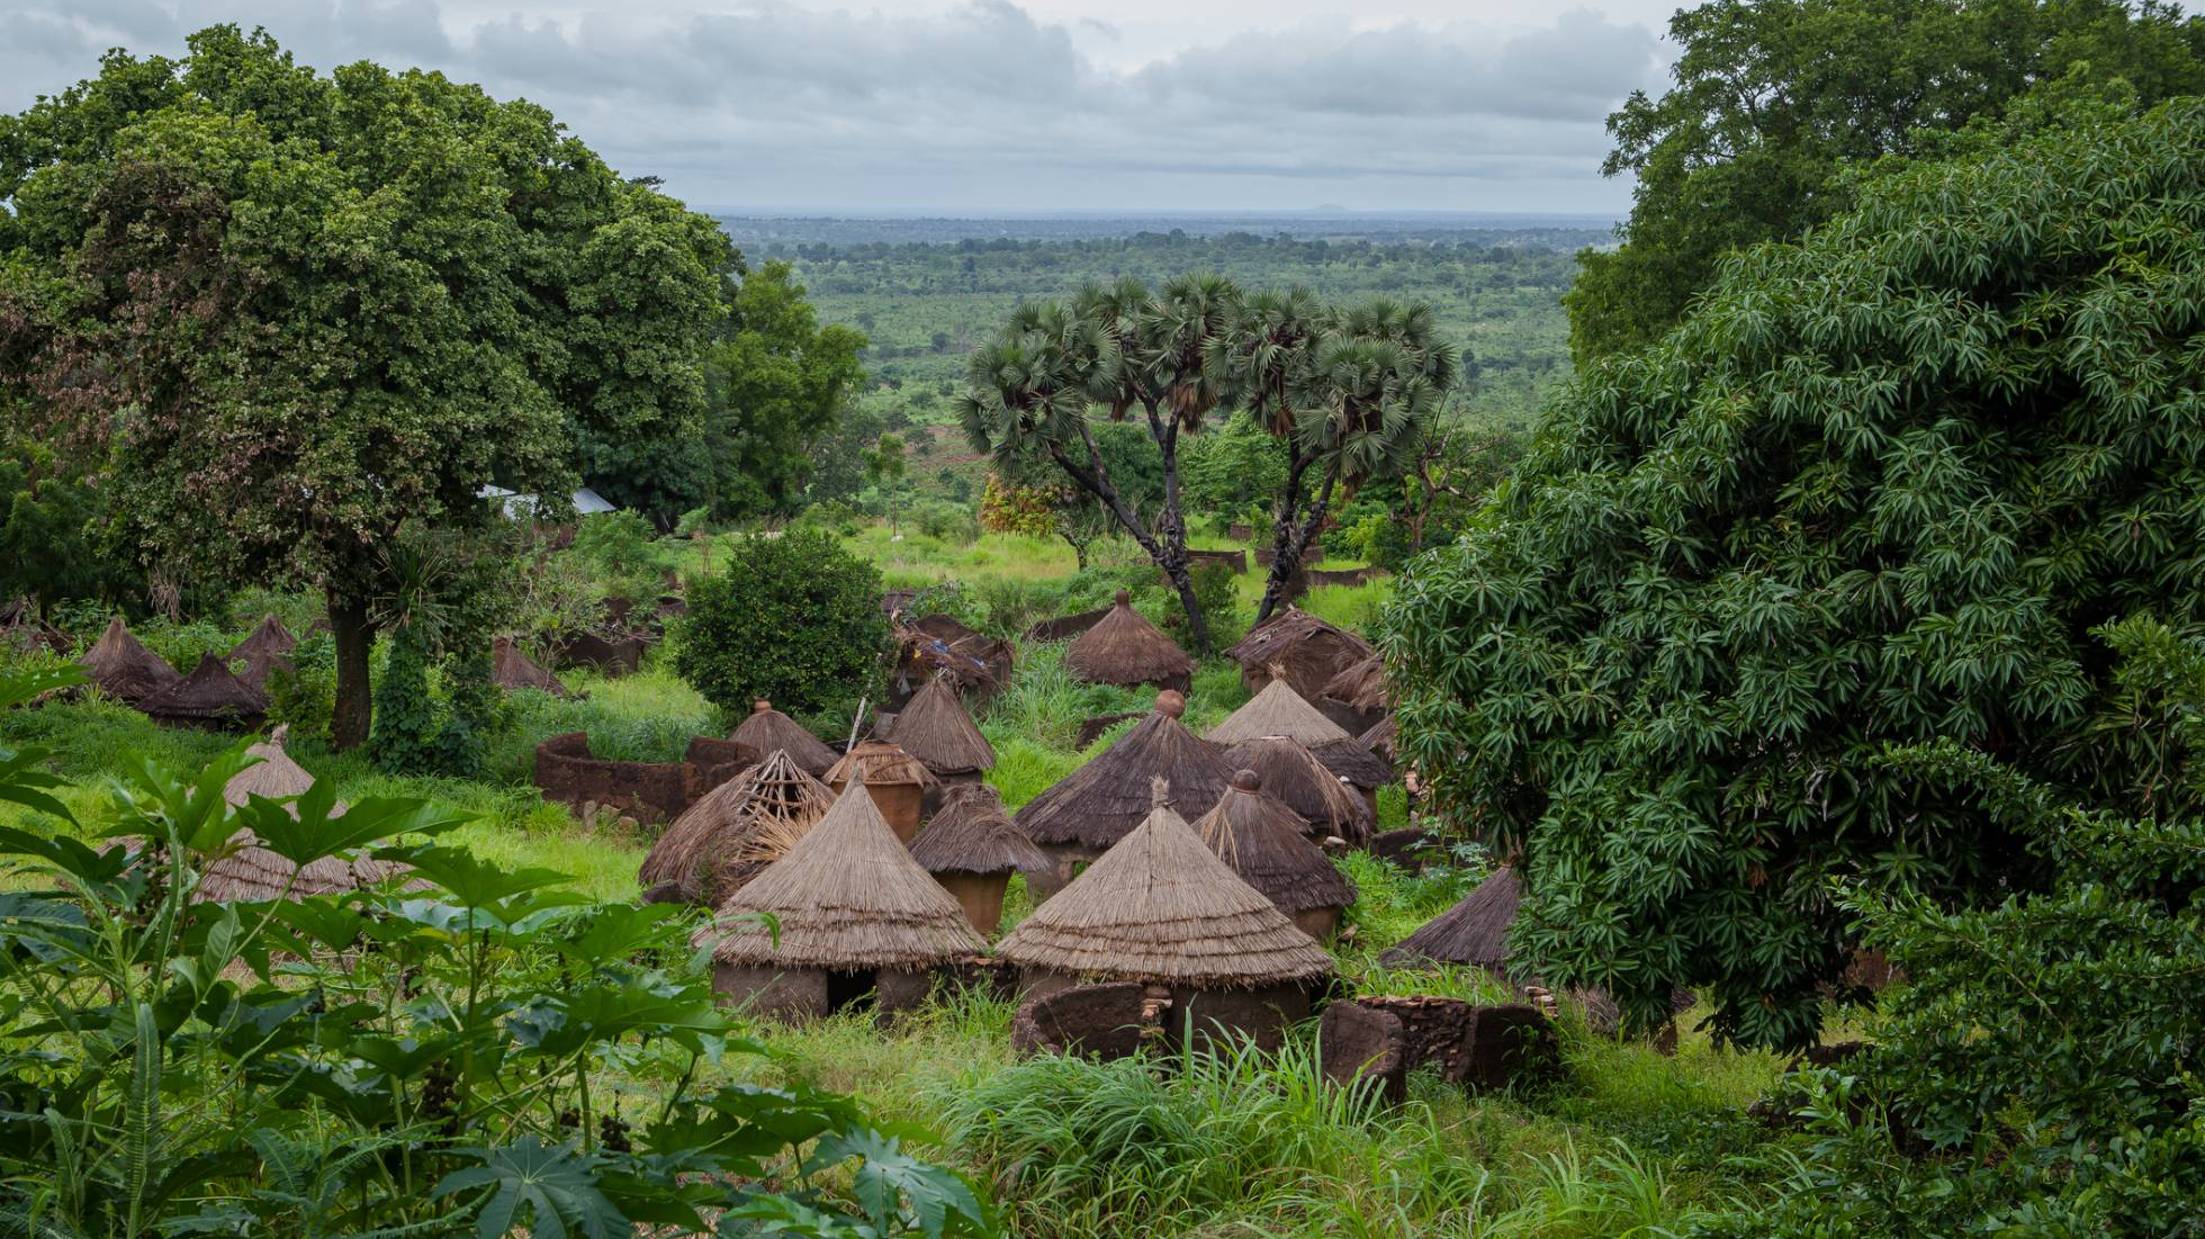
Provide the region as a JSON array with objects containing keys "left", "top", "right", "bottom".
[
  {"left": 730, "top": 700, "right": 839, "bottom": 779},
  {"left": 909, "top": 783, "right": 1047, "bottom": 877},
  {"left": 79, "top": 618, "right": 181, "bottom": 706},
  {"left": 1064, "top": 591, "right": 1195, "bottom": 689},
  {"left": 1218, "top": 736, "right": 1374, "bottom": 845},
  {"left": 639, "top": 749, "right": 835, "bottom": 904},
  {"left": 492, "top": 635, "right": 570, "bottom": 697},
  {"left": 887, "top": 676, "right": 996, "bottom": 777},
  {"left": 1380, "top": 866, "right": 1521, "bottom": 973},
  {"left": 1193, "top": 770, "right": 1356, "bottom": 915},
  {"left": 998, "top": 778, "right": 1334, "bottom": 988},
  {"left": 1014, "top": 691, "right": 1234, "bottom": 850},
  {"left": 1207, "top": 679, "right": 1392, "bottom": 789}
]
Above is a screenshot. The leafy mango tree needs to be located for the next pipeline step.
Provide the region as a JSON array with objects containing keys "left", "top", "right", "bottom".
[{"left": 1386, "top": 101, "right": 2205, "bottom": 1049}]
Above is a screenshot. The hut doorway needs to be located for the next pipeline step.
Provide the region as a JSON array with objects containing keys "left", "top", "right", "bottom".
[{"left": 826, "top": 968, "right": 878, "bottom": 1013}]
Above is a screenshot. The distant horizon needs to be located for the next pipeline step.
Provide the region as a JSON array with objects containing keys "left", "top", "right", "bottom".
[{"left": 701, "top": 207, "right": 1623, "bottom": 223}]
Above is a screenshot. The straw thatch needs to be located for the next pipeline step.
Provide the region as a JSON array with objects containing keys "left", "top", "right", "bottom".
[
  {"left": 887, "top": 676, "right": 996, "bottom": 777},
  {"left": 731, "top": 700, "right": 839, "bottom": 779},
  {"left": 1065, "top": 591, "right": 1195, "bottom": 689},
  {"left": 194, "top": 727, "right": 409, "bottom": 902},
  {"left": 228, "top": 614, "right": 297, "bottom": 690},
  {"left": 1207, "top": 679, "right": 1392, "bottom": 789},
  {"left": 909, "top": 783, "right": 1047, "bottom": 876},
  {"left": 79, "top": 618, "right": 181, "bottom": 706},
  {"left": 1381, "top": 866, "right": 1521, "bottom": 972},
  {"left": 826, "top": 739, "right": 938, "bottom": 792},
  {"left": 998, "top": 781, "right": 1334, "bottom": 987},
  {"left": 1193, "top": 770, "right": 1356, "bottom": 914},
  {"left": 1014, "top": 691, "right": 1235, "bottom": 849},
  {"left": 639, "top": 749, "right": 835, "bottom": 903},
  {"left": 1361, "top": 715, "right": 1398, "bottom": 762},
  {"left": 223, "top": 726, "right": 317, "bottom": 806},
  {"left": 138, "top": 653, "right": 266, "bottom": 727},
  {"left": 1226, "top": 607, "right": 1375, "bottom": 700},
  {"left": 1, "top": 598, "right": 67, "bottom": 656},
  {"left": 1219, "top": 736, "right": 1373, "bottom": 844},
  {"left": 492, "top": 635, "right": 570, "bottom": 697},
  {"left": 1322, "top": 654, "right": 1389, "bottom": 713},
  {"left": 892, "top": 613, "right": 1015, "bottom": 700},
  {"left": 695, "top": 776, "right": 987, "bottom": 969}
]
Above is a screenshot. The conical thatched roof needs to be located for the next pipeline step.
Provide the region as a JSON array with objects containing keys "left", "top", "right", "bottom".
[
  {"left": 1014, "top": 691, "right": 1235, "bottom": 849},
  {"left": 228, "top": 614, "right": 297, "bottom": 690},
  {"left": 827, "top": 739, "right": 938, "bottom": 791},
  {"left": 492, "top": 635, "right": 570, "bottom": 697},
  {"left": 223, "top": 726, "right": 317, "bottom": 806},
  {"left": 909, "top": 783, "right": 1047, "bottom": 876},
  {"left": 1207, "top": 679, "right": 1392, "bottom": 789},
  {"left": 1360, "top": 715, "right": 1398, "bottom": 762},
  {"left": 887, "top": 676, "right": 996, "bottom": 776},
  {"left": 79, "top": 618, "right": 181, "bottom": 706},
  {"left": 1065, "top": 591, "right": 1195, "bottom": 688},
  {"left": 1322, "top": 654, "right": 1389, "bottom": 712},
  {"left": 1380, "top": 866, "right": 1521, "bottom": 972},
  {"left": 1225, "top": 606, "right": 1374, "bottom": 700},
  {"left": 695, "top": 776, "right": 986, "bottom": 970},
  {"left": 139, "top": 653, "right": 266, "bottom": 726},
  {"left": 639, "top": 750, "right": 835, "bottom": 902},
  {"left": 999, "top": 780, "right": 1334, "bottom": 987},
  {"left": 1219, "top": 736, "right": 1373, "bottom": 844},
  {"left": 1194, "top": 770, "right": 1356, "bottom": 914},
  {"left": 731, "top": 700, "right": 839, "bottom": 779},
  {"left": 197, "top": 728, "right": 406, "bottom": 902}
]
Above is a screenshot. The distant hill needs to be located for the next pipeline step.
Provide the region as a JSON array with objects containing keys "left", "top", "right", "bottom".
[{"left": 713, "top": 211, "right": 1616, "bottom": 250}]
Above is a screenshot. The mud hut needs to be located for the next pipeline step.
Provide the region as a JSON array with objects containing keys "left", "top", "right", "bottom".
[
  {"left": 638, "top": 750, "right": 835, "bottom": 905},
  {"left": 730, "top": 699, "right": 839, "bottom": 780},
  {"left": 1381, "top": 866, "right": 1521, "bottom": 974},
  {"left": 1065, "top": 591, "right": 1195, "bottom": 692},
  {"left": 1194, "top": 770, "right": 1357, "bottom": 941},
  {"left": 885, "top": 675, "right": 996, "bottom": 808},
  {"left": 1013, "top": 691, "right": 1235, "bottom": 898},
  {"left": 826, "top": 739, "right": 938, "bottom": 842},
  {"left": 492, "top": 635, "right": 570, "bottom": 697},
  {"left": 1218, "top": 736, "right": 1373, "bottom": 846},
  {"left": 1207, "top": 679, "right": 1392, "bottom": 795},
  {"left": 694, "top": 776, "right": 987, "bottom": 1020},
  {"left": 228, "top": 614, "right": 297, "bottom": 691},
  {"left": 1225, "top": 607, "right": 1375, "bottom": 701},
  {"left": 79, "top": 618, "right": 182, "bottom": 706},
  {"left": 139, "top": 654, "right": 266, "bottom": 730},
  {"left": 908, "top": 783, "right": 1048, "bottom": 935},
  {"left": 999, "top": 780, "right": 1334, "bottom": 1051}
]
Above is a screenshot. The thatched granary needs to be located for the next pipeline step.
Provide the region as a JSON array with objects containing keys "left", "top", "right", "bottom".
[
  {"left": 1381, "top": 866, "right": 1521, "bottom": 974},
  {"left": 826, "top": 739, "right": 938, "bottom": 842},
  {"left": 731, "top": 699, "right": 839, "bottom": 780},
  {"left": 908, "top": 783, "right": 1048, "bottom": 935},
  {"left": 139, "top": 654, "right": 266, "bottom": 730},
  {"left": 1323, "top": 654, "right": 1388, "bottom": 713},
  {"left": 80, "top": 618, "right": 181, "bottom": 706},
  {"left": 694, "top": 776, "right": 987, "bottom": 1020},
  {"left": 1361, "top": 714, "right": 1398, "bottom": 763},
  {"left": 492, "top": 635, "right": 570, "bottom": 697},
  {"left": 199, "top": 728, "right": 407, "bottom": 902},
  {"left": 1065, "top": 591, "right": 1194, "bottom": 692},
  {"left": 0, "top": 598, "right": 67, "bottom": 656},
  {"left": 1225, "top": 607, "right": 1375, "bottom": 701},
  {"left": 638, "top": 750, "right": 835, "bottom": 905},
  {"left": 1219, "top": 736, "right": 1374, "bottom": 846},
  {"left": 886, "top": 675, "right": 996, "bottom": 808},
  {"left": 1194, "top": 770, "right": 1358, "bottom": 942},
  {"left": 890, "top": 613, "right": 1015, "bottom": 705},
  {"left": 228, "top": 614, "right": 298, "bottom": 692},
  {"left": 1207, "top": 679, "right": 1392, "bottom": 794},
  {"left": 1013, "top": 691, "right": 1235, "bottom": 899},
  {"left": 999, "top": 780, "right": 1334, "bottom": 1051}
]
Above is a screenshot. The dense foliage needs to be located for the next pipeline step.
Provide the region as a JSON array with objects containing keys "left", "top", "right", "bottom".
[
  {"left": 1389, "top": 101, "right": 2205, "bottom": 1049},
  {"left": 674, "top": 528, "right": 888, "bottom": 722}
]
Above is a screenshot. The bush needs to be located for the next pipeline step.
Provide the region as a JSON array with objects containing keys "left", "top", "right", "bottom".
[
  {"left": 568, "top": 510, "right": 670, "bottom": 602},
  {"left": 264, "top": 633, "right": 336, "bottom": 748},
  {"left": 913, "top": 499, "right": 981, "bottom": 545},
  {"left": 674, "top": 528, "right": 888, "bottom": 720}
]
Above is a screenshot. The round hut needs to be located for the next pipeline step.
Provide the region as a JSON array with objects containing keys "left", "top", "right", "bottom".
[
  {"left": 1225, "top": 607, "right": 1374, "bottom": 701},
  {"left": 139, "top": 654, "right": 266, "bottom": 730},
  {"left": 201, "top": 728, "right": 405, "bottom": 901},
  {"left": 694, "top": 776, "right": 987, "bottom": 1020},
  {"left": 1013, "top": 690, "right": 1235, "bottom": 899},
  {"left": 79, "top": 618, "right": 181, "bottom": 706},
  {"left": 1380, "top": 865, "right": 1521, "bottom": 975},
  {"left": 1064, "top": 591, "right": 1195, "bottom": 692},
  {"left": 731, "top": 699, "right": 840, "bottom": 780},
  {"left": 908, "top": 783, "right": 1048, "bottom": 935},
  {"left": 886, "top": 675, "right": 997, "bottom": 809},
  {"left": 1322, "top": 653, "right": 1388, "bottom": 715},
  {"left": 638, "top": 749, "right": 835, "bottom": 905},
  {"left": 228, "top": 614, "right": 298, "bottom": 692},
  {"left": 492, "top": 635, "right": 570, "bottom": 697},
  {"left": 1207, "top": 678, "right": 1392, "bottom": 800},
  {"left": 999, "top": 779, "right": 1335, "bottom": 1051},
  {"left": 1194, "top": 770, "right": 1358, "bottom": 942},
  {"left": 826, "top": 739, "right": 937, "bottom": 842},
  {"left": 1218, "top": 735, "right": 1374, "bottom": 846},
  {"left": 1360, "top": 714, "right": 1398, "bottom": 763}
]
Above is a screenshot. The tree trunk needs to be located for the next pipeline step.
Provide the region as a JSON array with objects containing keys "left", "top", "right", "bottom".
[
  {"left": 1044, "top": 420, "right": 1209, "bottom": 649},
  {"left": 328, "top": 588, "right": 376, "bottom": 752},
  {"left": 1145, "top": 402, "right": 1210, "bottom": 652},
  {"left": 1255, "top": 448, "right": 1318, "bottom": 625}
]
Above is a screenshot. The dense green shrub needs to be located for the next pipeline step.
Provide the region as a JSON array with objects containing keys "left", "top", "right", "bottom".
[
  {"left": 567, "top": 510, "right": 671, "bottom": 604},
  {"left": 264, "top": 633, "right": 335, "bottom": 749},
  {"left": 913, "top": 499, "right": 981, "bottom": 545},
  {"left": 1388, "top": 102, "right": 2205, "bottom": 1048},
  {"left": 674, "top": 528, "right": 888, "bottom": 720}
]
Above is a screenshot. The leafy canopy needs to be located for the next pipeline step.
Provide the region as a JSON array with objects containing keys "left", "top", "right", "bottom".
[{"left": 673, "top": 527, "right": 889, "bottom": 723}]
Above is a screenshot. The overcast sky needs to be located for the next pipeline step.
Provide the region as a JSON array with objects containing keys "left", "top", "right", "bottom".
[{"left": 1, "top": 0, "right": 1684, "bottom": 215}]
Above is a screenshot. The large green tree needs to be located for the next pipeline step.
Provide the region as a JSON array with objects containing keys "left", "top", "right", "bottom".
[
  {"left": 1566, "top": 0, "right": 2205, "bottom": 363},
  {"left": 1387, "top": 101, "right": 2205, "bottom": 1049},
  {"left": 0, "top": 28, "right": 729, "bottom": 747}
]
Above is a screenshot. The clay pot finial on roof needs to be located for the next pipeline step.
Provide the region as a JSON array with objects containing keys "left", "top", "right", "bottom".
[
  {"left": 1231, "top": 768, "right": 1261, "bottom": 792},
  {"left": 1156, "top": 690, "right": 1186, "bottom": 718}
]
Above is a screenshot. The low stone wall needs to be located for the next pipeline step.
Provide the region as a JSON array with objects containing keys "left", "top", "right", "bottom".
[
  {"left": 1319, "top": 996, "right": 1557, "bottom": 1101},
  {"left": 1012, "top": 972, "right": 1312, "bottom": 1056},
  {"left": 533, "top": 731, "right": 755, "bottom": 824},
  {"left": 1254, "top": 544, "right": 1326, "bottom": 568},
  {"left": 1306, "top": 566, "right": 1381, "bottom": 589},
  {"left": 1186, "top": 548, "right": 1247, "bottom": 574}
]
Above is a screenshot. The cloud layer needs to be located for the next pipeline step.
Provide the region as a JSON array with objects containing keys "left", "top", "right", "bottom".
[{"left": 0, "top": 1, "right": 1667, "bottom": 212}]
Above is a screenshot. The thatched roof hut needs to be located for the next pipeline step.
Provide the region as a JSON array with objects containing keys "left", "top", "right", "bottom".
[
  {"left": 909, "top": 782, "right": 1049, "bottom": 935},
  {"left": 1014, "top": 691, "right": 1234, "bottom": 853},
  {"left": 222, "top": 727, "right": 319, "bottom": 807},
  {"left": 197, "top": 727, "right": 406, "bottom": 902},
  {"left": 1361, "top": 714, "right": 1398, "bottom": 762},
  {"left": 1065, "top": 591, "right": 1194, "bottom": 691},
  {"left": 1219, "top": 736, "right": 1373, "bottom": 845},
  {"left": 1225, "top": 607, "right": 1375, "bottom": 701},
  {"left": 1207, "top": 679, "right": 1392, "bottom": 790},
  {"left": 731, "top": 700, "right": 839, "bottom": 779},
  {"left": 492, "top": 635, "right": 570, "bottom": 697},
  {"left": 891, "top": 613, "right": 1015, "bottom": 703},
  {"left": 1380, "top": 866, "right": 1521, "bottom": 973},
  {"left": 638, "top": 749, "right": 834, "bottom": 905},
  {"left": 228, "top": 614, "right": 297, "bottom": 691},
  {"left": 1322, "top": 654, "right": 1388, "bottom": 713},
  {"left": 79, "top": 618, "right": 181, "bottom": 706},
  {"left": 826, "top": 739, "right": 939, "bottom": 841},
  {"left": 1193, "top": 769, "right": 1356, "bottom": 940},
  {"left": 1, "top": 598, "right": 67, "bottom": 656},
  {"left": 139, "top": 653, "right": 266, "bottom": 729},
  {"left": 887, "top": 675, "right": 996, "bottom": 778}
]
